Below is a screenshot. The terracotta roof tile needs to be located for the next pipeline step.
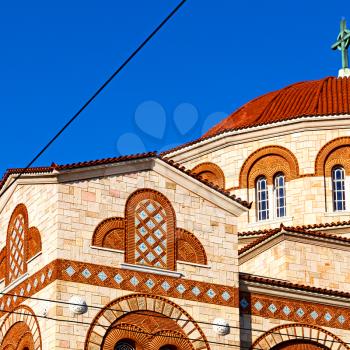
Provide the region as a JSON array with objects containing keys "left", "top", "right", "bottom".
[
  {"left": 238, "top": 224, "right": 350, "bottom": 255},
  {"left": 162, "top": 77, "right": 350, "bottom": 156},
  {"left": 0, "top": 153, "right": 251, "bottom": 208},
  {"left": 238, "top": 220, "right": 350, "bottom": 237},
  {"left": 203, "top": 77, "right": 350, "bottom": 138},
  {"left": 240, "top": 273, "right": 350, "bottom": 298}
]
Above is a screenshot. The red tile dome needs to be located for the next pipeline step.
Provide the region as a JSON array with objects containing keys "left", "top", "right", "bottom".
[{"left": 203, "top": 77, "right": 350, "bottom": 138}]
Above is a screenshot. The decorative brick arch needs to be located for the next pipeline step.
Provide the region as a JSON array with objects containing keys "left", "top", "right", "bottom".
[
  {"left": 5, "top": 204, "right": 42, "bottom": 286},
  {"left": 315, "top": 137, "right": 350, "bottom": 176},
  {"left": 176, "top": 228, "right": 207, "bottom": 265},
  {"left": 125, "top": 189, "right": 176, "bottom": 271},
  {"left": 0, "top": 305, "right": 42, "bottom": 350},
  {"left": 92, "top": 217, "right": 125, "bottom": 250},
  {"left": 251, "top": 323, "right": 349, "bottom": 350},
  {"left": 6, "top": 204, "right": 29, "bottom": 285},
  {"left": 239, "top": 146, "right": 299, "bottom": 188},
  {"left": 192, "top": 162, "right": 226, "bottom": 189},
  {"left": 84, "top": 293, "right": 210, "bottom": 350},
  {"left": 27, "top": 227, "right": 42, "bottom": 260}
]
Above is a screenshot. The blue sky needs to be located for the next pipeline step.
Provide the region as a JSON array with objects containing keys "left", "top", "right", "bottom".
[{"left": 0, "top": 0, "right": 347, "bottom": 175}]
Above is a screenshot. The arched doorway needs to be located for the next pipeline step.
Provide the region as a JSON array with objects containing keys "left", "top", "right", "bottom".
[
  {"left": 0, "top": 305, "right": 42, "bottom": 350},
  {"left": 85, "top": 293, "right": 210, "bottom": 350},
  {"left": 272, "top": 340, "right": 329, "bottom": 349},
  {"left": 251, "top": 323, "right": 349, "bottom": 350}
]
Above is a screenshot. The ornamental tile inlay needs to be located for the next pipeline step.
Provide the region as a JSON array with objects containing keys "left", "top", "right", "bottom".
[
  {"left": 268, "top": 304, "right": 277, "bottom": 313},
  {"left": 176, "top": 284, "right": 186, "bottom": 294},
  {"left": 222, "top": 291, "right": 230, "bottom": 301},
  {"left": 296, "top": 308, "right": 305, "bottom": 317},
  {"left": 145, "top": 279, "right": 155, "bottom": 289},
  {"left": 254, "top": 301, "right": 263, "bottom": 311},
  {"left": 207, "top": 289, "right": 216, "bottom": 298},
  {"left": 161, "top": 281, "right": 170, "bottom": 291},
  {"left": 192, "top": 286, "right": 200, "bottom": 296},
  {"left": 240, "top": 298, "right": 249, "bottom": 309},
  {"left": 82, "top": 268, "right": 91, "bottom": 279},
  {"left": 114, "top": 274, "right": 123, "bottom": 284},
  {"left": 65, "top": 266, "right": 75, "bottom": 277},
  {"left": 325, "top": 312, "right": 332, "bottom": 321},
  {"left": 98, "top": 271, "right": 107, "bottom": 281},
  {"left": 283, "top": 306, "right": 291, "bottom": 315},
  {"left": 310, "top": 311, "right": 318, "bottom": 320}
]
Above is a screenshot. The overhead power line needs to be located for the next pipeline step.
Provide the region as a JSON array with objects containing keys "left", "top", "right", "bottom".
[
  {"left": 3, "top": 308, "right": 349, "bottom": 349},
  {"left": 1, "top": 289, "right": 349, "bottom": 346},
  {"left": 0, "top": 0, "right": 188, "bottom": 199}
]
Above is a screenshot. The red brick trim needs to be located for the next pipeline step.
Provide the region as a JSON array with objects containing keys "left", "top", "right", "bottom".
[
  {"left": 250, "top": 323, "right": 349, "bottom": 350},
  {"left": 125, "top": 189, "right": 176, "bottom": 271},
  {"left": 84, "top": 293, "right": 210, "bottom": 350},
  {"left": 0, "top": 305, "right": 42, "bottom": 350},
  {"left": 27, "top": 227, "right": 42, "bottom": 260},
  {"left": 92, "top": 217, "right": 125, "bottom": 250},
  {"left": 191, "top": 162, "right": 226, "bottom": 189},
  {"left": 0, "top": 247, "right": 5, "bottom": 281},
  {"left": 315, "top": 137, "right": 350, "bottom": 176},
  {"left": 239, "top": 146, "right": 299, "bottom": 188},
  {"left": 176, "top": 228, "right": 207, "bottom": 265}
]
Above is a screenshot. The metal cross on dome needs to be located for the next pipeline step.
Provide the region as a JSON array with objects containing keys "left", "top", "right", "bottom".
[{"left": 332, "top": 18, "right": 350, "bottom": 69}]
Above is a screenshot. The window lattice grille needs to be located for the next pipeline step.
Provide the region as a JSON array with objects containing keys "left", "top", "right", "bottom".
[
  {"left": 135, "top": 199, "right": 167, "bottom": 268},
  {"left": 8, "top": 214, "right": 26, "bottom": 283}
]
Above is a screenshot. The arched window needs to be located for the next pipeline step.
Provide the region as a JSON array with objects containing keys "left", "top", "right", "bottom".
[
  {"left": 125, "top": 189, "right": 176, "bottom": 270},
  {"left": 256, "top": 176, "right": 269, "bottom": 221},
  {"left": 115, "top": 340, "right": 135, "bottom": 350},
  {"left": 6, "top": 204, "right": 28, "bottom": 285},
  {"left": 274, "top": 173, "right": 286, "bottom": 218},
  {"left": 135, "top": 199, "right": 168, "bottom": 268},
  {"left": 332, "top": 166, "right": 346, "bottom": 211}
]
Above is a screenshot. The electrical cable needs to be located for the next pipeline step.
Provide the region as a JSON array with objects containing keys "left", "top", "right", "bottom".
[
  {"left": 0, "top": 289, "right": 349, "bottom": 346},
  {"left": 0, "top": 0, "right": 188, "bottom": 199},
  {"left": 2, "top": 308, "right": 349, "bottom": 349}
]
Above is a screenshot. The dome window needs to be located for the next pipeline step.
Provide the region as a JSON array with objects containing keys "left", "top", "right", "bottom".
[
  {"left": 274, "top": 173, "right": 286, "bottom": 218},
  {"left": 256, "top": 176, "right": 269, "bottom": 221},
  {"left": 332, "top": 166, "right": 346, "bottom": 211}
]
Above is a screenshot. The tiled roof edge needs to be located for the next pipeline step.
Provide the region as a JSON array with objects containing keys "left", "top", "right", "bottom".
[
  {"left": 240, "top": 272, "right": 350, "bottom": 298},
  {"left": 238, "top": 224, "right": 350, "bottom": 255},
  {"left": 238, "top": 220, "right": 350, "bottom": 237}
]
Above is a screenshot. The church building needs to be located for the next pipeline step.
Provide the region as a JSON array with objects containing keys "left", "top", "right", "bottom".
[{"left": 0, "top": 21, "right": 350, "bottom": 350}]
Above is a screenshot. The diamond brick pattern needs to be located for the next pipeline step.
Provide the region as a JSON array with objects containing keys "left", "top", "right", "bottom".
[
  {"left": 134, "top": 199, "right": 167, "bottom": 268},
  {"left": 192, "top": 286, "right": 200, "bottom": 296},
  {"left": 98, "top": 271, "right": 107, "bottom": 281},
  {"left": 65, "top": 266, "right": 75, "bottom": 277},
  {"left": 161, "top": 281, "right": 170, "bottom": 291},
  {"left": 283, "top": 306, "right": 291, "bottom": 315},
  {"left": 145, "top": 279, "right": 155, "bottom": 289},
  {"left": 310, "top": 311, "right": 318, "bottom": 320},
  {"left": 268, "top": 304, "right": 277, "bottom": 313},
  {"left": 325, "top": 312, "right": 332, "bottom": 321},
  {"left": 240, "top": 292, "right": 350, "bottom": 331},
  {"left": 176, "top": 284, "right": 186, "bottom": 294},
  {"left": 82, "top": 269, "right": 91, "bottom": 279}
]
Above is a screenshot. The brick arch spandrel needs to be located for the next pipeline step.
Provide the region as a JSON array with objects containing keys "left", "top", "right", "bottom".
[
  {"left": 191, "top": 162, "right": 226, "bottom": 189},
  {"left": 239, "top": 146, "right": 299, "bottom": 189},
  {"left": 315, "top": 137, "right": 350, "bottom": 176}
]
